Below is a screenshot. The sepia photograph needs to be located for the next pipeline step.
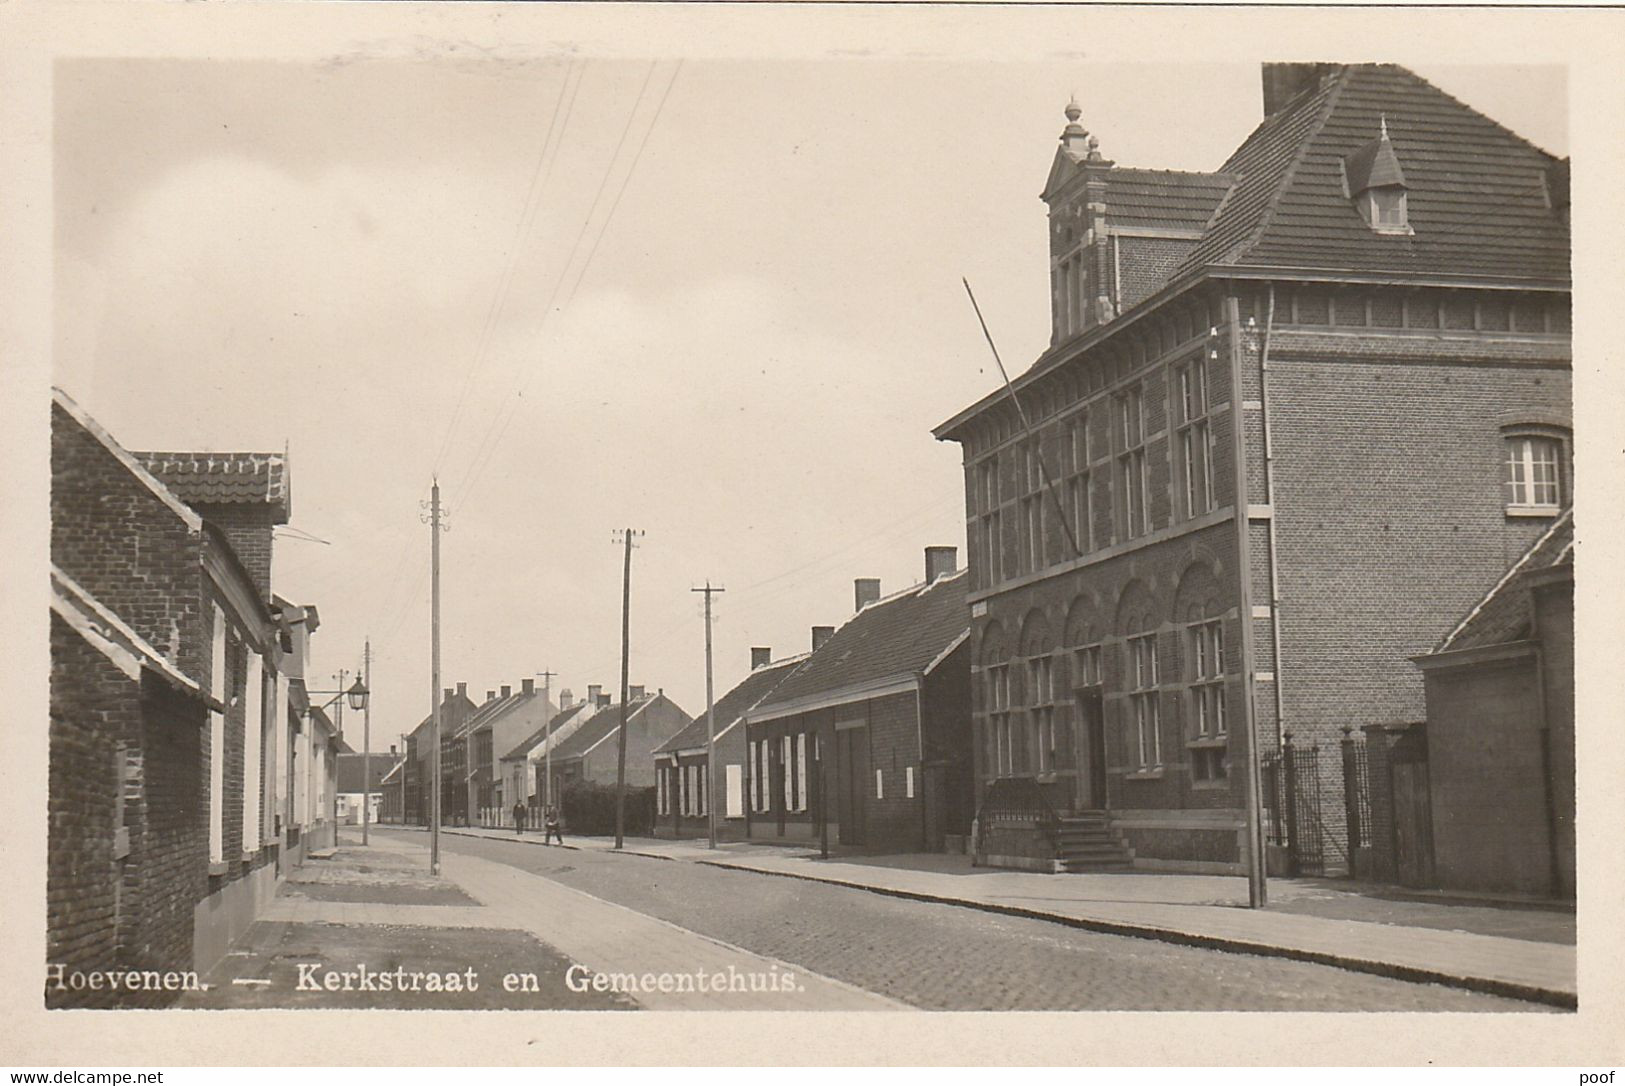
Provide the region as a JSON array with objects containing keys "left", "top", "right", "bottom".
[{"left": 5, "top": 0, "right": 1623, "bottom": 1070}]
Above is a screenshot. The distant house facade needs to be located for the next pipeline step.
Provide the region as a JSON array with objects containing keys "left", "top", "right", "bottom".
[
  {"left": 49, "top": 388, "right": 326, "bottom": 1005},
  {"left": 1406, "top": 511, "right": 1574, "bottom": 898},
  {"left": 654, "top": 649, "right": 806, "bottom": 841},
  {"left": 457, "top": 679, "right": 557, "bottom": 825},
  {"left": 933, "top": 64, "right": 1571, "bottom": 875},
  {"left": 743, "top": 549, "right": 973, "bottom": 855},
  {"left": 402, "top": 685, "right": 478, "bottom": 826},
  {"left": 337, "top": 747, "right": 403, "bottom": 826},
  {"left": 499, "top": 687, "right": 605, "bottom": 813},
  {"left": 547, "top": 690, "right": 691, "bottom": 792}
]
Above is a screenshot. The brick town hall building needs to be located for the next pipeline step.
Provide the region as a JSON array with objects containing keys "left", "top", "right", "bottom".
[{"left": 934, "top": 63, "right": 1571, "bottom": 875}]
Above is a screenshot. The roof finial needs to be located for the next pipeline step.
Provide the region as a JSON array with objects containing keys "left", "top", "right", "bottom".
[
  {"left": 1065, "top": 95, "right": 1082, "bottom": 123},
  {"left": 1380, "top": 113, "right": 1389, "bottom": 140}
]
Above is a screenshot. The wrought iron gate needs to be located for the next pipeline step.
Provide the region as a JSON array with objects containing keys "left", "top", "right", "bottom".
[{"left": 1262, "top": 735, "right": 1325, "bottom": 876}]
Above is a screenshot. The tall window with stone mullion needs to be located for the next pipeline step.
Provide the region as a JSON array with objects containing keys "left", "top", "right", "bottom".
[
  {"left": 1019, "top": 441, "right": 1044, "bottom": 574},
  {"left": 1116, "top": 386, "right": 1148, "bottom": 540},
  {"left": 978, "top": 457, "right": 1004, "bottom": 589},
  {"left": 1188, "top": 619, "right": 1227, "bottom": 781},
  {"left": 1066, "top": 415, "right": 1091, "bottom": 554},
  {"left": 1176, "top": 356, "right": 1216, "bottom": 518},
  {"left": 987, "top": 663, "right": 1012, "bottom": 776},
  {"left": 1127, "top": 633, "right": 1161, "bottom": 769},
  {"left": 1028, "top": 654, "right": 1056, "bottom": 773}
]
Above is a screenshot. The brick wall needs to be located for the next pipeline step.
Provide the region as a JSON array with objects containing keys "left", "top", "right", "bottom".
[
  {"left": 1117, "top": 237, "right": 1198, "bottom": 310},
  {"left": 51, "top": 403, "right": 207, "bottom": 684},
  {"left": 196, "top": 504, "right": 276, "bottom": 604},
  {"left": 50, "top": 403, "right": 214, "bottom": 1006},
  {"left": 1264, "top": 322, "right": 1570, "bottom": 842},
  {"left": 47, "top": 618, "right": 129, "bottom": 1008}
]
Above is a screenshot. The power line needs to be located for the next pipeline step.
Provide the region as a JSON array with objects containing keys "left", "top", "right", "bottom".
[
  {"left": 432, "top": 59, "right": 584, "bottom": 477},
  {"left": 453, "top": 61, "right": 679, "bottom": 513},
  {"left": 561, "top": 60, "right": 684, "bottom": 310}
]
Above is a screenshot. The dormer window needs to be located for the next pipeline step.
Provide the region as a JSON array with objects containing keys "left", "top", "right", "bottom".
[
  {"left": 1367, "top": 187, "right": 1408, "bottom": 231},
  {"left": 1345, "top": 118, "right": 1412, "bottom": 235}
]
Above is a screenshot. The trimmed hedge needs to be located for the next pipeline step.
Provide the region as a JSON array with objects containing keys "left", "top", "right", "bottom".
[{"left": 557, "top": 780, "right": 657, "bottom": 837}]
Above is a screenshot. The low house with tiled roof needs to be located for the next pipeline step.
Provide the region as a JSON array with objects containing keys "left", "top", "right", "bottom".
[
  {"left": 743, "top": 548, "right": 972, "bottom": 854},
  {"left": 1407, "top": 509, "right": 1574, "bottom": 898},
  {"left": 336, "top": 746, "right": 403, "bottom": 826},
  {"left": 545, "top": 690, "right": 691, "bottom": 795},
  {"left": 49, "top": 389, "right": 328, "bottom": 1004},
  {"left": 401, "top": 684, "right": 478, "bottom": 826},
  {"left": 451, "top": 678, "right": 558, "bottom": 826},
  {"left": 933, "top": 63, "right": 1570, "bottom": 877},
  {"left": 499, "top": 687, "right": 609, "bottom": 812},
  {"left": 653, "top": 649, "right": 807, "bottom": 841}
]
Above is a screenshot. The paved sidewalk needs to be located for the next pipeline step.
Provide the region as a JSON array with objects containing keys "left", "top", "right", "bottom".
[
  {"left": 188, "top": 833, "right": 899, "bottom": 1010},
  {"left": 436, "top": 825, "right": 1577, "bottom": 1007}
]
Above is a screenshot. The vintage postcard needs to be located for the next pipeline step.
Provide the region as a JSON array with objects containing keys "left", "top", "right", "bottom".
[{"left": 1, "top": 0, "right": 1622, "bottom": 1068}]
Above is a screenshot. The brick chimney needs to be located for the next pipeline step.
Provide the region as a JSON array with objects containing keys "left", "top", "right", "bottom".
[
  {"left": 500, "top": 684, "right": 511, "bottom": 698},
  {"left": 597, "top": 692, "right": 611, "bottom": 709},
  {"left": 925, "top": 546, "right": 958, "bottom": 583},
  {"left": 855, "top": 578, "right": 881, "bottom": 611},
  {"left": 812, "top": 625, "right": 836, "bottom": 652},
  {"left": 486, "top": 689, "right": 496, "bottom": 702},
  {"left": 560, "top": 688, "right": 574, "bottom": 709},
  {"left": 587, "top": 684, "right": 602, "bottom": 705},
  {"left": 522, "top": 677, "right": 535, "bottom": 696},
  {"left": 751, "top": 647, "right": 772, "bottom": 670},
  {"left": 456, "top": 682, "right": 467, "bottom": 699},
  {"left": 630, "top": 684, "right": 645, "bottom": 701},
  {"left": 1261, "top": 62, "right": 1338, "bottom": 118},
  {"left": 442, "top": 687, "right": 453, "bottom": 703}
]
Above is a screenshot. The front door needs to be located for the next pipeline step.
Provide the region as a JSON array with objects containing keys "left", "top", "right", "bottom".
[
  {"left": 836, "top": 725, "right": 867, "bottom": 846},
  {"left": 1074, "top": 689, "right": 1107, "bottom": 810}
]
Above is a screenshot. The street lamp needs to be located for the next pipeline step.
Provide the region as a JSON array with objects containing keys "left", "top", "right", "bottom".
[{"left": 306, "top": 666, "right": 371, "bottom": 846}]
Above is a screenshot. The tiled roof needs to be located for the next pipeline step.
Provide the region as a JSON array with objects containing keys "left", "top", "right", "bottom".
[
  {"left": 754, "top": 570, "right": 969, "bottom": 711},
  {"left": 337, "top": 753, "right": 401, "bottom": 793},
  {"left": 655, "top": 655, "right": 807, "bottom": 755},
  {"left": 1175, "top": 64, "right": 1568, "bottom": 282},
  {"left": 550, "top": 698, "right": 652, "bottom": 761},
  {"left": 1105, "top": 169, "right": 1234, "bottom": 232},
  {"left": 134, "top": 451, "right": 291, "bottom": 523},
  {"left": 500, "top": 701, "right": 593, "bottom": 762},
  {"left": 454, "top": 691, "right": 522, "bottom": 741},
  {"left": 1435, "top": 510, "right": 1574, "bottom": 654}
]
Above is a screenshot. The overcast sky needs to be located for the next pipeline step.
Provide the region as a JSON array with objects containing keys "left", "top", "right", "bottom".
[{"left": 52, "top": 57, "right": 1567, "bottom": 748}]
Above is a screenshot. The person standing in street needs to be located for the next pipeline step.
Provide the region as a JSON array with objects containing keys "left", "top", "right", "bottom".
[
  {"left": 513, "top": 800, "right": 527, "bottom": 835},
  {"left": 544, "top": 805, "right": 563, "bottom": 846}
]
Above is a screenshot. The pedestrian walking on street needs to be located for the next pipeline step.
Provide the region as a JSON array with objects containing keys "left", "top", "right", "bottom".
[
  {"left": 544, "top": 805, "right": 564, "bottom": 846},
  {"left": 513, "top": 801, "right": 527, "bottom": 835}
]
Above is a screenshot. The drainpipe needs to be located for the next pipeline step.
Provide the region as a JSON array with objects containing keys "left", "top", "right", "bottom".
[{"left": 1227, "top": 293, "right": 1268, "bottom": 908}]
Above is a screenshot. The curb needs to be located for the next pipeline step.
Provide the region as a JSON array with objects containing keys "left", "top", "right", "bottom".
[{"left": 407, "top": 826, "right": 1578, "bottom": 1009}]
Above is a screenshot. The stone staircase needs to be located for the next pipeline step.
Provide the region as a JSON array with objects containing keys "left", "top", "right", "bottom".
[{"left": 1054, "top": 811, "right": 1133, "bottom": 872}]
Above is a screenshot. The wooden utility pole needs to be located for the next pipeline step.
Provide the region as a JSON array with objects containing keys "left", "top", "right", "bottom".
[
  {"left": 612, "top": 529, "right": 642, "bottom": 849},
  {"left": 362, "top": 640, "right": 372, "bottom": 845},
  {"left": 538, "top": 668, "right": 557, "bottom": 810},
  {"left": 692, "top": 581, "right": 724, "bottom": 849},
  {"left": 423, "top": 480, "right": 447, "bottom": 876}
]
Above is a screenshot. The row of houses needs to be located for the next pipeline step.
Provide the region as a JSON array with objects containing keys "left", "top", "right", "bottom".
[
  {"left": 49, "top": 389, "right": 345, "bottom": 1006},
  {"left": 375, "top": 677, "right": 694, "bottom": 828},
  {"left": 336, "top": 63, "right": 1569, "bottom": 906},
  {"left": 529, "top": 63, "right": 1575, "bottom": 898}
]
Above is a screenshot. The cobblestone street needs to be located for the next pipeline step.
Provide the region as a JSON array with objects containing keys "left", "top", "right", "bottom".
[{"left": 392, "top": 829, "right": 1555, "bottom": 1012}]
